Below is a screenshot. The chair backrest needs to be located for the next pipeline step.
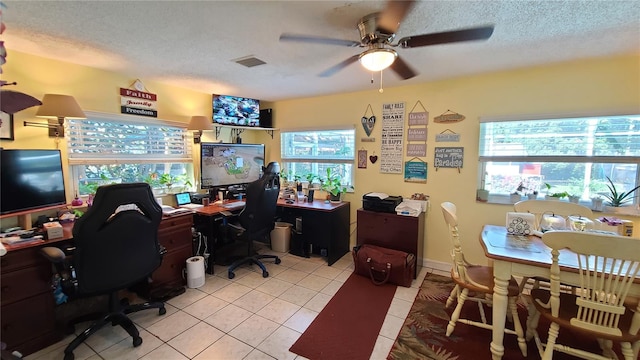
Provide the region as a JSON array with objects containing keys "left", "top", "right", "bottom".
[
  {"left": 72, "top": 183, "right": 163, "bottom": 296},
  {"left": 514, "top": 200, "right": 594, "bottom": 230},
  {"left": 441, "top": 202, "right": 473, "bottom": 285},
  {"left": 239, "top": 168, "right": 280, "bottom": 239},
  {"left": 541, "top": 231, "right": 640, "bottom": 337}
]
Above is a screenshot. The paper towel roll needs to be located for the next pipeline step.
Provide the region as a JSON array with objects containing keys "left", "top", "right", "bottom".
[{"left": 186, "top": 256, "right": 205, "bottom": 288}]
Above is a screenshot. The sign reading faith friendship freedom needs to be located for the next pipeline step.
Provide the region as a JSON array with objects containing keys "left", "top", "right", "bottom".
[{"left": 380, "top": 102, "right": 405, "bottom": 174}]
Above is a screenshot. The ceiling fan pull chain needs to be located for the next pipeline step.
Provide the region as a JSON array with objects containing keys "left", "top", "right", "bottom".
[{"left": 379, "top": 70, "right": 384, "bottom": 93}]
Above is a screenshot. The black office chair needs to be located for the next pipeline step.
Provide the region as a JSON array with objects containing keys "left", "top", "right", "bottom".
[
  {"left": 40, "top": 183, "right": 166, "bottom": 360},
  {"left": 225, "top": 162, "right": 282, "bottom": 279}
]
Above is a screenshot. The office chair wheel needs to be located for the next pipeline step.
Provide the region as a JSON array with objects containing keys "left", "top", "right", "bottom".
[
  {"left": 159, "top": 306, "right": 166, "bottom": 315},
  {"left": 133, "top": 335, "right": 142, "bottom": 347},
  {"left": 275, "top": 258, "right": 281, "bottom": 265},
  {"left": 64, "top": 352, "right": 74, "bottom": 360},
  {"left": 262, "top": 271, "right": 269, "bottom": 278},
  {"left": 228, "top": 271, "right": 235, "bottom": 279}
]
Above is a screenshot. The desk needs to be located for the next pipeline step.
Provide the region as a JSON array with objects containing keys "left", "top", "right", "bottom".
[
  {"left": 193, "top": 199, "right": 350, "bottom": 271},
  {"left": 479, "top": 225, "right": 640, "bottom": 360},
  {"left": 0, "top": 213, "right": 193, "bottom": 356}
]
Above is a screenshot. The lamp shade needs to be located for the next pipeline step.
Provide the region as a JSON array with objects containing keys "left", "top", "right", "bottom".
[
  {"left": 359, "top": 48, "right": 397, "bottom": 72},
  {"left": 35, "top": 94, "right": 86, "bottom": 119},
  {"left": 187, "top": 115, "right": 213, "bottom": 130}
]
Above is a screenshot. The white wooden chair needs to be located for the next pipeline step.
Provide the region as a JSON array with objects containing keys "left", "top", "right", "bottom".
[
  {"left": 527, "top": 230, "right": 640, "bottom": 360},
  {"left": 440, "top": 202, "right": 527, "bottom": 356},
  {"left": 514, "top": 199, "right": 594, "bottom": 292}
]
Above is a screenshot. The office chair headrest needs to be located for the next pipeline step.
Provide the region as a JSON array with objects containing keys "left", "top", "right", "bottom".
[{"left": 263, "top": 161, "right": 280, "bottom": 175}]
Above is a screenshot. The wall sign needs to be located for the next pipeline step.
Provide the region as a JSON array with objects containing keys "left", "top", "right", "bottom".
[
  {"left": 406, "top": 100, "right": 428, "bottom": 157},
  {"left": 380, "top": 102, "right": 405, "bottom": 174},
  {"left": 358, "top": 149, "right": 368, "bottom": 169},
  {"left": 120, "top": 79, "right": 157, "bottom": 118},
  {"left": 404, "top": 158, "right": 427, "bottom": 183},
  {"left": 434, "top": 147, "right": 464, "bottom": 170},
  {"left": 434, "top": 109, "right": 465, "bottom": 123},
  {"left": 435, "top": 129, "right": 461, "bottom": 142}
]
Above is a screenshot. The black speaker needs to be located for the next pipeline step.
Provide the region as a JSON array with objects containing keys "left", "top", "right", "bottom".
[{"left": 259, "top": 108, "right": 272, "bottom": 128}]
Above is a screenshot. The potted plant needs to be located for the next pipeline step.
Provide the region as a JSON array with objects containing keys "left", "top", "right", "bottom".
[
  {"left": 304, "top": 172, "right": 319, "bottom": 202},
  {"left": 320, "top": 167, "right": 349, "bottom": 203},
  {"left": 544, "top": 183, "right": 568, "bottom": 201},
  {"left": 603, "top": 176, "right": 640, "bottom": 212}
]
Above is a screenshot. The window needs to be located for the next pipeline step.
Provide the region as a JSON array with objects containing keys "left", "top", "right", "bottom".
[
  {"left": 67, "top": 112, "right": 193, "bottom": 196},
  {"left": 280, "top": 127, "right": 355, "bottom": 187},
  {"left": 478, "top": 115, "right": 640, "bottom": 204}
]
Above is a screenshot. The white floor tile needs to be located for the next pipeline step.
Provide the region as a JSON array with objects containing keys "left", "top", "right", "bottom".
[
  {"left": 229, "top": 314, "right": 279, "bottom": 347},
  {"left": 255, "top": 277, "right": 294, "bottom": 297},
  {"left": 193, "top": 334, "right": 253, "bottom": 360},
  {"left": 99, "top": 329, "right": 162, "bottom": 360},
  {"left": 167, "top": 321, "right": 224, "bottom": 359},
  {"left": 274, "top": 268, "right": 308, "bottom": 284},
  {"left": 278, "top": 285, "right": 318, "bottom": 307},
  {"left": 182, "top": 294, "right": 229, "bottom": 320},
  {"left": 139, "top": 344, "right": 189, "bottom": 360},
  {"left": 370, "top": 335, "right": 395, "bottom": 360},
  {"left": 379, "top": 313, "right": 405, "bottom": 340},
  {"left": 234, "top": 289, "right": 275, "bottom": 313},
  {"left": 297, "top": 274, "right": 332, "bottom": 292},
  {"left": 203, "top": 303, "right": 253, "bottom": 333},
  {"left": 256, "top": 298, "right": 300, "bottom": 324},
  {"left": 282, "top": 307, "right": 318, "bottom": 333},
  {"left": 166, "top": 288, "right": 207, "bottom": 309},
  {"left": 387, "top": 297, "right": 413, "bottom": 319},
  {"left": 211, "top": 282, "right": 252, "bottom": 302},
  {"left": 303, "top": 292, "right": 332, "bottom": 312},
  {"left": 146, "top": 311, "right": 199, "bottom": 342},
  {"left": 256, "top": 325, "right": 301, "bottom": 360}
]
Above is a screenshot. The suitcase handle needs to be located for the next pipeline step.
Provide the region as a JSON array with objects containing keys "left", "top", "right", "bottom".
[{"left": 366, "top": 258, "right": 391, "bottom": 285}]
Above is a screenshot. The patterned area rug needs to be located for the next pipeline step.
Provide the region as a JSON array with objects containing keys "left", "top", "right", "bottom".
[{"left": 387, "top": 273, "right": 616, "bottom": 360}]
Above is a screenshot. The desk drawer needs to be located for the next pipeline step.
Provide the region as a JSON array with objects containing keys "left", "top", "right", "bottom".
[
  {"left": 158, "top": 227, "right": 192, "bottom": 252},
  {"left": 151, "top": 245, "right": 192, "bottom": 288},
  {"left": 1, "top": 292, "right": 56, "bottom": 351},
  {"left": 0, "top": 246, "right": 48, "bottom": 272},
  {"left": 158, "top": 214, "right": 193, "bottom": 231},
  {"left": 1, "top": 265, "right": 51, "bottom": 306}
]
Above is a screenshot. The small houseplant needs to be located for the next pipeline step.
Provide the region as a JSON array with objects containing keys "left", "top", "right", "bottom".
[
  {"left": 544, "top": 183, "right": 568, "bottom": 200},
  {"left": 604, "top": 176, "right": 640, "bottom": 208},
  {"left": 320, "top": 167, "right": 349, "bottom": 202}
]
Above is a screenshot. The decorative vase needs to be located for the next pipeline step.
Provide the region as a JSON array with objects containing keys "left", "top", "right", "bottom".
[
  {"left": 329, "top": 192, "right": 341, "bottom": 203},
  {"left": 510, "top": 194, "right": 522, "bottom": 203},
  {"left": 527, "top": 193, "right": 537, "bottom": 200},
  {"left": 591, "top": 197, "right": 604, "bottom": 211}
]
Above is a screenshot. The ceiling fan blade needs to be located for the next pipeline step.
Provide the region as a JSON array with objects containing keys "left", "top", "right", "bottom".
[
  {"left": 319, "top": 55, "right": 360, "bottom": 77},
  {"left": 279, "top": 33, "right": 361, "bottom": 47},
  {"left": 389, "top": 56, "right": 417, "bottom": 80},
  {"left": 377, "top": 0, "right": 415, "bottom": 34},
  {"left": 397, "top": 25, "right": 494, "bottom": 48}
]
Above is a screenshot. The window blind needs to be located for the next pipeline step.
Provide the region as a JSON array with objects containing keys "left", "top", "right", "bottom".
[
  {"left": 67, "top": 112, "right": 191, "bottom": 165},
  {"left": 479, "top": 116, "right": 640, "bottom": 162}
]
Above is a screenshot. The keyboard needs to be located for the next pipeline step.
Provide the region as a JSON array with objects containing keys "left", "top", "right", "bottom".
[{"left": 223, "top": 201, "right": 245, "bottom": 209}]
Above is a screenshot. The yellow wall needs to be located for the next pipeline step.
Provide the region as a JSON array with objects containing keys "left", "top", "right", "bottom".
[
  {"left": 267, "top": 54, "right": 640, "bottom": 267},
  {"left": 2, "top": 51, "right": 639, "bottom": 267}
]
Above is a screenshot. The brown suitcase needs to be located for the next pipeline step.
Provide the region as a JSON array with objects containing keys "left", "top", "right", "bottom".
[{"left": 352, "top": 244, "right": 415, "bottom": 287}]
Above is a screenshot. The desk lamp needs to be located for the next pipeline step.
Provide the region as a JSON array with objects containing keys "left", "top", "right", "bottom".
[
  {"left": 24, "top": 94, "right": 85, "bottom": 137},
  {"left": 187, "top": 115, "right": 213, "bottom": 144}
]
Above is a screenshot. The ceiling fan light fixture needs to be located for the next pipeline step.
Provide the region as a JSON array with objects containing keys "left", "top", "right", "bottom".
[{"left": 359, "top": 48, "right": 397, "bottom": 72}]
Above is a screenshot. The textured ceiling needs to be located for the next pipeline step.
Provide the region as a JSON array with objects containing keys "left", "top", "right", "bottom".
[{"left": 2, "top": 1, "right": 639, "bottom": 102}]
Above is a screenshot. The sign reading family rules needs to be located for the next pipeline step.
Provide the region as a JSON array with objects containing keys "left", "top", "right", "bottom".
[{"left": 380, "top": 102, "right": 405, "bottom": 174}]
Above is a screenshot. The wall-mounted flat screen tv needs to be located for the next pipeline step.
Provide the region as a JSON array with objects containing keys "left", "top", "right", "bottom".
[
  {"left": 212, "top": 94, "right": 260, "bottom": 127},
  {"left": 200, "top": 143, "right": 265, "bottom": 189},
  {"left": 0, "top": 149, "right": 67, "bottom": 215}
]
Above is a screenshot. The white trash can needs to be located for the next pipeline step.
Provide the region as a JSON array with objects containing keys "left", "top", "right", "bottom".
[{"left": 271, "top": 222, "right": 292, "bottom": 252}]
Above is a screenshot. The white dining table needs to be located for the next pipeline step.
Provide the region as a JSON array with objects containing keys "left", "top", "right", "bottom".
[{"left": 479, "top": 224, "right": 640, "bottom": 360}]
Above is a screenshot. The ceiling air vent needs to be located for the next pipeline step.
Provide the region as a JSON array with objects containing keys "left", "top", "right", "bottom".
[{"left": 234, "top": 56, "right": 266, "bottom": 68}]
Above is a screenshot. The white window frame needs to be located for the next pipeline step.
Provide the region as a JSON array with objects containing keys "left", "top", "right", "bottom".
[
  {"left": 478, "top": 113, "right": 640, "bottom": 205},
  {"left": 66, "top": 111, "right": 192, "bottom": 196},
  {"left": 280, "top": 126, "right": 355, "bottom": 188}
]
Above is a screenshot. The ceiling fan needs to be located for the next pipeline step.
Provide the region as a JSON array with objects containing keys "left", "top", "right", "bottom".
[{"left": 279, "top": 0, "right": 494, "bottom": 80}]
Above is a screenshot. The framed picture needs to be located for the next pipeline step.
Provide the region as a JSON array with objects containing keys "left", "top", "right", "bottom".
[
  {"left": 358, "top": 149, "right": 367, "bottom": 169},
  {"left": 0, "top": 112, "right": 15, "bottom": 141}
]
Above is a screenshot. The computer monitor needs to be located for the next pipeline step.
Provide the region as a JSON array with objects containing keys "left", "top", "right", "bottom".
[
  {"left": 0, "top": 149, "right": 67, "bottom": 215},
  {"left": 200, "top": 143, "right": 265, "bottom": 190}
]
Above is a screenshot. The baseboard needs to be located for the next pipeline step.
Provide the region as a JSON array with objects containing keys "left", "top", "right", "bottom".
[{"left": 420, "top": 258, "right": 451, "bottom": 277}]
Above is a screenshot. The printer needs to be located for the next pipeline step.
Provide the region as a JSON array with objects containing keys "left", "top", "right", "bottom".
[{"left": 362, "top": 192, "right": 402, "bottom": 213}]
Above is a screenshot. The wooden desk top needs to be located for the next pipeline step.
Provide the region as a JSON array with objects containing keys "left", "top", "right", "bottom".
[{"left": 193, "top": 199, "right": 349, "bottom": 216}]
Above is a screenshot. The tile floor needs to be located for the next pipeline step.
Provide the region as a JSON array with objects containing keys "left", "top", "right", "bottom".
[{"left": 26, "top": 248, "right": 429, "bottom": 360}]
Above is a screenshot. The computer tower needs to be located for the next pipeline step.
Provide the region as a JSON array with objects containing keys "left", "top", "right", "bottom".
[{"left": 259, "top": 108, "right": 272, "bottom": 128}]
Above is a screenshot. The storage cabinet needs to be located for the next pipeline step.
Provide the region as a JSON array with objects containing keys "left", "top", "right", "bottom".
[
  {"left": 136, "top": 213, "right": 194, "bottom": 298},
  {"left": 356, "top": 209, "right": 424, "bottom": 278},
  {"left": 0, "top": 213, "right": 193, "bottom": 356}
]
